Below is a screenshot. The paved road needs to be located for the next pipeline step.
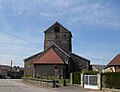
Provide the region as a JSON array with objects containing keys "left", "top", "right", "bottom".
[
  {"left": 0, "top": 79, "right": 56, "bottom": 92},
  {"left": 0, "top": 79, "right": 101, "bottom": 92}
]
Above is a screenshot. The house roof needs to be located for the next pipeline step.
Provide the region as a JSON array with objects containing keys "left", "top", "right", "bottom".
[
  {"left": 92, "top": 65, "right": 106, "bottom": 71},
  {"left": 33, "top": 44, "right": 66, "bottom": 64},
  {"left": 108, "top": 54, "right": 120, "bottom": 66},
  {"left": 0, "top": 65, "right": 11, "bottom": 70},
  {"left": 0, "top": 65, "right": 24, "bottom": 72},
  {"left": 24, "top": 52, "right": 43, "bottom": 61}
]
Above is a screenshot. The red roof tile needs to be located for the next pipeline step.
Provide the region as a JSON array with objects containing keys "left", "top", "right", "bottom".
[
  {"left": 33, "top": 48, "right": 65, "bottom": 64},
  {"left": 108, "top": 54, "right": 120, "bottom": 66}
]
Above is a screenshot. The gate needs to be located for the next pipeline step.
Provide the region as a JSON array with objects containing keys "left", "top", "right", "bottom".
[{"left": 84, "top": 75, "right": 98, "bottom": 89}]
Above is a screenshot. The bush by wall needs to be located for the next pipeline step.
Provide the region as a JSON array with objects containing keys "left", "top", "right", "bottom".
[
  {"left": 72, "top": 71, "right": 98, "bottom": 85},
  {"left": 0, "top": 74, "right": 5, "bottom": 79},
  {"left": 102, "top": 72, "right": 120, "bottom": 89},
  {"left": 82, "top": 70, "right": 98, "bottom": 75},
  {"left": 73, "top": 72, "right": 81, "bottom": 84}
]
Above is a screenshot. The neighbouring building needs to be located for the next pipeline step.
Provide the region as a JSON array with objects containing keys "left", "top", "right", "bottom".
[
  {"left": 104, "top": 54, "right": 120, "bottom": 72},
  {"left": 24, "top": 22, "right": 90, "bottom": 79},
  {"left": 91, "top": 64, "right": 106, "bottom": 73},
  {"left": 0, "top": 65, "right": 10, "bottom": 78},
  {"left": 0, "top": 65, "right": 24, "bottom": 79}
]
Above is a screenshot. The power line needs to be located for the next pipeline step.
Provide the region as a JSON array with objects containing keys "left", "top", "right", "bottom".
[{"left": 0, "top": 29, "right": 42, "bottom": 47}]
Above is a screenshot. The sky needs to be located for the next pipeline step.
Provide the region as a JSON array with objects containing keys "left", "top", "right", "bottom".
[{"left": 0, "top": 0, "right": 120, "bottom": 67}]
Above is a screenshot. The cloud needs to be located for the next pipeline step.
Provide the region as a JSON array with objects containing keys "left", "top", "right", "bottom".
[
  {"left": 0, "top": 0, "right": 120, "bottom": 66},
  {"left": 0, "top": 28, "right": 43, "bottom": 66},
  {"left": 1, "top": 0, "right": 119, "bottom": 30},
  {"left": 74, "top": 42, "right": 120, "bottom": 65}
]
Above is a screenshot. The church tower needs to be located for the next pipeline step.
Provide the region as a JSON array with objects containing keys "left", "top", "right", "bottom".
[{"left": 44, "top": 22, "right": 72, "bottom": 53}]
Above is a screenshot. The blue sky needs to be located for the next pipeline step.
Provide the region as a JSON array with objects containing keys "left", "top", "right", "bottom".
[{"left": 0, "top": 0, "right": 120, "bottom": 67}]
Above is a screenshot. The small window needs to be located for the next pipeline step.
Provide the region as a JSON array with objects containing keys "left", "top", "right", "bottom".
[
  {"left": 75, "top": 57, "right": 78, "bottom": 61},
  {"left": 55, "top": 35, "right": 58, "bottom": 39},
  {"left": 64, "top": 35, "right": 66, "bottom": 37},
  {"left": 54, "top": 25, "right": 60, "bottom": 33}
]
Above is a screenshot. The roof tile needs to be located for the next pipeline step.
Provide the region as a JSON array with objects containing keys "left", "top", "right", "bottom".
[
  {"left": 108, "top": 54, "right": 120, "bottom": 66},
  {"left": 33, "top": 48, "right": 65, "bottom": 64}
]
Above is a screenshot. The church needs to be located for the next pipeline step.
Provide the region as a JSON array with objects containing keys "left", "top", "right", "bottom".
[{"left": 24, "top": 22, "right": 90, "bottom": 79}]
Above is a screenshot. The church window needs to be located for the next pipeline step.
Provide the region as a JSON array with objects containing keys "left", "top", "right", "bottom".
[
  {"left": 64, "top": 35, "right": 66, "bottom": 37},
  {"left": 63, "top": 34, "right": 68, "bottom": 39},
  {"left": 54, "top": 25, "right": 60, "bottom": 33},
  {"left": 55, "top": 35, "right": 58, "bottom": 39},
  {"left": 75, "top": 57, "right": 78, "bottom": 61}
]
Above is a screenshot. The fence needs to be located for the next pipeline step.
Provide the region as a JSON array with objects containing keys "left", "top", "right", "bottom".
[
  {"left": 84, "top": 75, "right": 98, "bottom": 89},
  {"left": 71, "top": 73, "right": 101, "bottom": 90}
]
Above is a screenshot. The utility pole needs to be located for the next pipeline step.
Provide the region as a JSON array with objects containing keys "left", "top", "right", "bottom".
[{"left": 10, "top": 60, "right": 13, "bottom": 71}]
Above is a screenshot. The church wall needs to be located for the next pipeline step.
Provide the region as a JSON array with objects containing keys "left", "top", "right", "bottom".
[
  {"left": 34, "top": 64, "right": 68, "bottom": 79},
  {"left": 24, "top": 55, "right": 39, "bottom": 77},
  {"left": 44, "top": 23, "right": 72, "bottom": 53},
  {"left": 71, "top": 54, "right": 90, "bottom": 72}
]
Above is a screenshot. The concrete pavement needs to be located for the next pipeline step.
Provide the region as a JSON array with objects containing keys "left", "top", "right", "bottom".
[
  {"left": 0, "top": 79, "right": 102, "bottom": 92},
  {"left": 53, "top": 86, "right": 102, "bottom": 92}
]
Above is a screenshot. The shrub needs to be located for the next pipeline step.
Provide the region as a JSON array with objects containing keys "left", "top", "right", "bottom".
[
  {"left": 82, "top": 70, "right": 98, "bottom": 75},
  {"left": 0, "top": 74, "right": 5, "bottom": 79},
  {"left": 73, "top": 72, "right": 81, "bottom": 84},
  {"left": 102, "top": 72, "right": 120, "bottom": 89}
]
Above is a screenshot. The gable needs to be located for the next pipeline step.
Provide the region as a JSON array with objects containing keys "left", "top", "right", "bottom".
[
  {"left": 24, "top": 52, "right": 43, "bottom": 62},
  {"left": 108, "top": 54, "right": 120, "bottom": 66},
  {"left": 44, "top": 22, "right": 72, "bottom": 36},
  {"left": 33, "top": 48, "right": 65, "bottom": 64}
]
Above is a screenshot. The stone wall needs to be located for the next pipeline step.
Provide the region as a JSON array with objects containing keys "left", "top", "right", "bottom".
[
  {"left": 71, "top": 53, "right": 90, "bottom": 72},
  {"left": 44, "top": 23, "right": 72, "bottom": 53},
  {"left": 22, "top": 78, "right": 55, "bottom": 88},
  {"left": 34, "top": 64, "right": 66, "bottom": 79},
  {"left": 24, "top": 60, "right": 34, "bottom": 77}
]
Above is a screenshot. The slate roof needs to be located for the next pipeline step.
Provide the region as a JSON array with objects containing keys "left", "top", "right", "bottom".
[
  {"left": 108, "top": 54, "right": 120, "bottom": 66},
  {"left": 33, "top": 44, "right": 69, "bottom": 64},
  {"left": 24, "top": 52, "right": 43, "bottom": 61},
  {"left": 92, "top": 65, "right": 106, "bottom": 71},
  {"left": 71, "top": 53, "right": 90, "bottom": 62}
]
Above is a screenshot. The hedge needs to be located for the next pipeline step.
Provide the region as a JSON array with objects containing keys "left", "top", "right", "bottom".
[
  {"left": 102, "top": 72, "right": 120, "bottom": 89},
  {"left": 0, "top": 74, "right": 5, "bottom": 79},
  {"left": 72, "top": 71, "right": 98, "bottom": 85},
  {"left": 73, "top": 72, "right": 81, "bottom": 84},
  {"left": 82, "top": 70, "right": 98, "bottom": 75}
]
